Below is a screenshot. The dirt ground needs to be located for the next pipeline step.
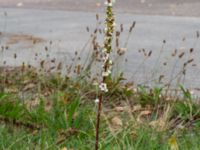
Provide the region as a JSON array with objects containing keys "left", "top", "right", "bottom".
[{"left": 0, "top": 0, "right": 200, "bottom": 17}]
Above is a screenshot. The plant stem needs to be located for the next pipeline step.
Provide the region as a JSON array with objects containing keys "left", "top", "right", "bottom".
[
  {"left": 95, "top": 0, "right": 114, "bottom": 149},
  {"left": 95, "top": 94, "right": 103, "bottom": 150}
]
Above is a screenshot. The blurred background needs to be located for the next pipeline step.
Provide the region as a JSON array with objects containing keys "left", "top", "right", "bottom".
[{"left": 1, "top": 0, "right": 200, "bottom": 16}]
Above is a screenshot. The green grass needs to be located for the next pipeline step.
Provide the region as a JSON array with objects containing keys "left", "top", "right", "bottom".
[{"left": 0, "top": 69, "right": 200, "bottom": 149}]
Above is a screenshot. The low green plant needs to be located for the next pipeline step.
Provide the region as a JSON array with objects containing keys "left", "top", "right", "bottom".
[
  {"left": 179, "top": 85, "right": 192, "bottom": 100},
  {"left": 138, "top": 86, "right": 162, "bottom": 107}
]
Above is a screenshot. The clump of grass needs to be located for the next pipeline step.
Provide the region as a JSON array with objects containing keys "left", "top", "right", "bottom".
[{"left": 0, "top": 64, "right": 200, "bottom": 149}]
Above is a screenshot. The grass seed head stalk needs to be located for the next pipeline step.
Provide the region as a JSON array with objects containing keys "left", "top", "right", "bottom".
[{"left": 95, "top": 1, "right": 115, "bottom": 150}]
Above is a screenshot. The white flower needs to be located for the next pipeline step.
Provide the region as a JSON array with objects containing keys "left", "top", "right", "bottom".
[
  {"left": 95, "top": 98, "right": 100, "bottom": 103},
  {"left": 102, "top": 53, "right": 109, "bottom": 62},
  {"left": 108, "top": 3, "right": 113, "bottom": 7},
  {"left": 102, "top": 48, "right": 107, "bottom": 52},
  {"left": 102, "top": 70, "right": 111, "bottom": 77},
  {"left": 104, "top": 27, "right": 108, "bottom": 32},
  {"left": 99, "top": 83, "right": 108, "bottom": 92},
  {"left": 104, "top": 0, "right": 116, "bottom": 6},
  {"left": 109, "top": 60, "right": 113, "bottom": 65}
]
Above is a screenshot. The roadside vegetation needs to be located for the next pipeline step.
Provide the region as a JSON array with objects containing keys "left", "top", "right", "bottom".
[
  {"left": 0, "top": 0, "right": 200, "bottom": 150},
  {"left": 1, "top": 65, "right": 200, "bottom": 150}
]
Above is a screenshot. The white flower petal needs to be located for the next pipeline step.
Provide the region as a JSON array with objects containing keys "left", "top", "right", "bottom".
[
  {"left": 99, "top": 83, "right": 108, "bottom": 92},
  {"left": 102, "top": 70, "right": 111, "bottom": 77},
  {"left": 108, "top": 3, "right": 113, "bottom": 6},
  {"left": 95, "top": 98, "right": 100, "bottom": 103}
]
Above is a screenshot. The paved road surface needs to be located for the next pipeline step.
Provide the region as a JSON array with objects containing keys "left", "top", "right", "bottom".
[
  {"left": 0, "top": 1, "right": 200, "bottom": 93},
  {"left": 1, "top": 0, "right": 200, "bottom": 17}
]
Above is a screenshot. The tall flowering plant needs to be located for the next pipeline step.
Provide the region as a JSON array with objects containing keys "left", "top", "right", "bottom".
[{"left": 95, "top": 0, "right": 115, "bottom": 149}]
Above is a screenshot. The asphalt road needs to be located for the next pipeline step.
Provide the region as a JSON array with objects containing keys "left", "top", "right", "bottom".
[
  {"left": 1, "top": 0, "right": 200, "bottom": 17},
  {"left": 0, "top": 1, "right": 200, "bottom": 92}
]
